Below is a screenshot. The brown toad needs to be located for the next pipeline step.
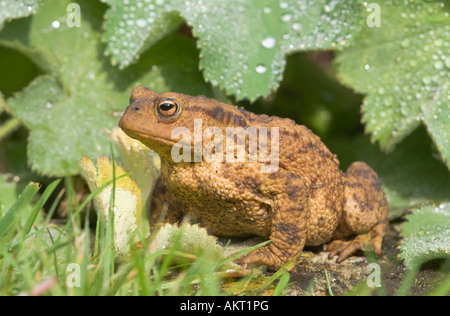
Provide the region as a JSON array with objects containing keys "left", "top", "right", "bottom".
[{"left": 119, "top": 86, "right": 389, "bottom": 270}]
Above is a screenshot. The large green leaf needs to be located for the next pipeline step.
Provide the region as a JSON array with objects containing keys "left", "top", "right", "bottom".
[
  {"left": 1, "top": 0, "right": 212, "bottom": 176},
  {"left": 335, "top": 0, "right": 450, "bottom": 168},
  {"left": 328, "top": 127, "right": 450, "bottom": 218},
  {"left": 103, "top": 0, "right": 365, "bottom": 100},
  {"left": 400, "top": 203, "right": 450, "bottom": 269},
  {"left": 0, "top": 0, "right": 41, "bottom": 32}
]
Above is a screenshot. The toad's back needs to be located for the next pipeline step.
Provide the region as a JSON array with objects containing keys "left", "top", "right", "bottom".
[{"left": 240, "top": 110, "right": 345, "bottom": 245}]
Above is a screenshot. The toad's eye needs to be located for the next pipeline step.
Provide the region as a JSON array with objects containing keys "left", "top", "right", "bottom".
[{"left": 157, "top": 99, "right": 180, "bottom": 117}]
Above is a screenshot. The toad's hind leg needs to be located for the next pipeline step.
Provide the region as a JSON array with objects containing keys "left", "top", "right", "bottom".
[{"left": 327, "top": 162, "right": 388, "bottom": 263}]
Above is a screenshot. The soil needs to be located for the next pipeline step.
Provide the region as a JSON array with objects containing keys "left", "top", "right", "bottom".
[
  {"left": 221, "top": 220, "right": 449, "bottom": 296},
  {"left": 284, "top": 222, "right": 449, "bottom": 296}
]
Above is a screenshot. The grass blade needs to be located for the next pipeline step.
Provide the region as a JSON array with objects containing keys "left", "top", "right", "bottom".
[
  {"left": 22, "top": 179, "right": 61, "bottom": 237},
  {"left": 0, "top": 182, "right": 40, "bottom": 238},
  {"left": 324, "top": 269, "right": 334, "bottom": 296},
  {"left": 103, "top": 146, "right": 117, "bottom": 290},
  {"left": 57, "top": 173, "right": 128, "bottom": 240},
  {"left": 217, "top": 240, "right": 271, "bottom": 267},
  {"left": 272, "top": 272, "right": 291, "bottom": 296}
]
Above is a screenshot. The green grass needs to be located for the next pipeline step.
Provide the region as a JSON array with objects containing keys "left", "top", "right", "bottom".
[
  {"left": 0, "top": 177, "right": 289, "bottom": 296},
  {"left": 2, "top": 175, "right": 448, "bottom": 296}
]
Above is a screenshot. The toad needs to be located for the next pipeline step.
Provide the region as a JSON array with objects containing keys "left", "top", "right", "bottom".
[{"left": 119, "top": 86, "right": 388, "bottom": 270}]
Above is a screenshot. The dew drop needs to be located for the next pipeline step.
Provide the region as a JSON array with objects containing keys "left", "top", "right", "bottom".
[
  {"left": 51, "top": 20, "right": 60, "bottom": 28},
  {"left": 261, "top": 37, "right": 276, "bottom": 49},
  {"left": 400, "top": 38, "right": 410, "bottom": 48},
  {"left": 364, "top": 64, "right": 371, "bottom": 70},
  {"left": 324, "top": 0, "right": 337, "bottom": 12},
  {"left": 255, "top": 64, "right": 267, "bottom": 74},
  {"left": 422, "top": 76, "right": 431, "bottom": 85},
  {"left": 434, "top": 60, "right": 443, "bottom": 70},
  {"left": 445, "top": 57, "right": 450, "bottom": 68},
  {"left": 136, "top": 18, "right": 147, "bottom": 28},
  {"left": 292, "top": 23, "right": 301, "bottom": 31},
  {"left": 281, "top": 13, "right": 291, "bottom": 22}
]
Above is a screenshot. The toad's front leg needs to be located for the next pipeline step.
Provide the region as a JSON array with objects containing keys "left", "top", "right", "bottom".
[{"left": 240, "top": 170, "right": 310, "bottom": 271}]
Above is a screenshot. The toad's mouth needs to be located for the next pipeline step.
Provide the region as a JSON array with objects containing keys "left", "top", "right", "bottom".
[{"left": 119, "top": 125, "right": 191, "bottom": 149}]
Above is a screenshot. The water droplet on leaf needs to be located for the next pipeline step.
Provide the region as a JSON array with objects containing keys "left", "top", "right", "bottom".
[
  {"left": 261, "top": 37, "right": 276, "bottom": 49},
  {"left": 281, "top": 13, "right": 291, "bottom": 22},
  {"left": 255, "top": 64, "right": 267, "bottom": 74},
  {"left": 136, "top": 19, "right": 147, "bottom": 27},
  {"left": 434, "top": 60, "right": 443, "bottom": 69}
]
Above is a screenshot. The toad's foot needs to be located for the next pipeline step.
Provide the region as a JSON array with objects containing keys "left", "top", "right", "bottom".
[
  {"left": 239, "top": 247, "right": 283, "bottom": 271},
  {"left": 239, "top": 243, "right": 303, "bottom": 271},
  {"left": 326, "top": 226, "right": 383, "bottom": 263}
]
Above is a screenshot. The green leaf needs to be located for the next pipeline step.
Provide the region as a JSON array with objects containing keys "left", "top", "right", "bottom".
[
  {"left": 328, "top": 127, "right": 450, "bottom": 217},
  {"left": 153, "top": 223, "right": 224, "bottom": 263},
  {"left": 399, "top": 203, "right": 450, "bottom": 270},
  {"left": 1, "top": 0, "right": 212, "bottom": 176},
  {"left": 0, "top": 0, "right": 41, "bottom": 32},
  {"left": 335, "top": 0, "right": 450, "bottom": 168},
  {"left": 103, "top": 0, "right": 365, "bottom": 100}
]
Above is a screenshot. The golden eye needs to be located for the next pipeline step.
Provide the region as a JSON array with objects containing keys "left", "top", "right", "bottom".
[{"left": 157, "top": 99, "right": 180, "bottom": 118}]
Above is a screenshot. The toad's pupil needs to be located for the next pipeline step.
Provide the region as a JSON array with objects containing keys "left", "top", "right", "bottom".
[{"left": 160, "top": 102, "right": 174, "bottom": 111}]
